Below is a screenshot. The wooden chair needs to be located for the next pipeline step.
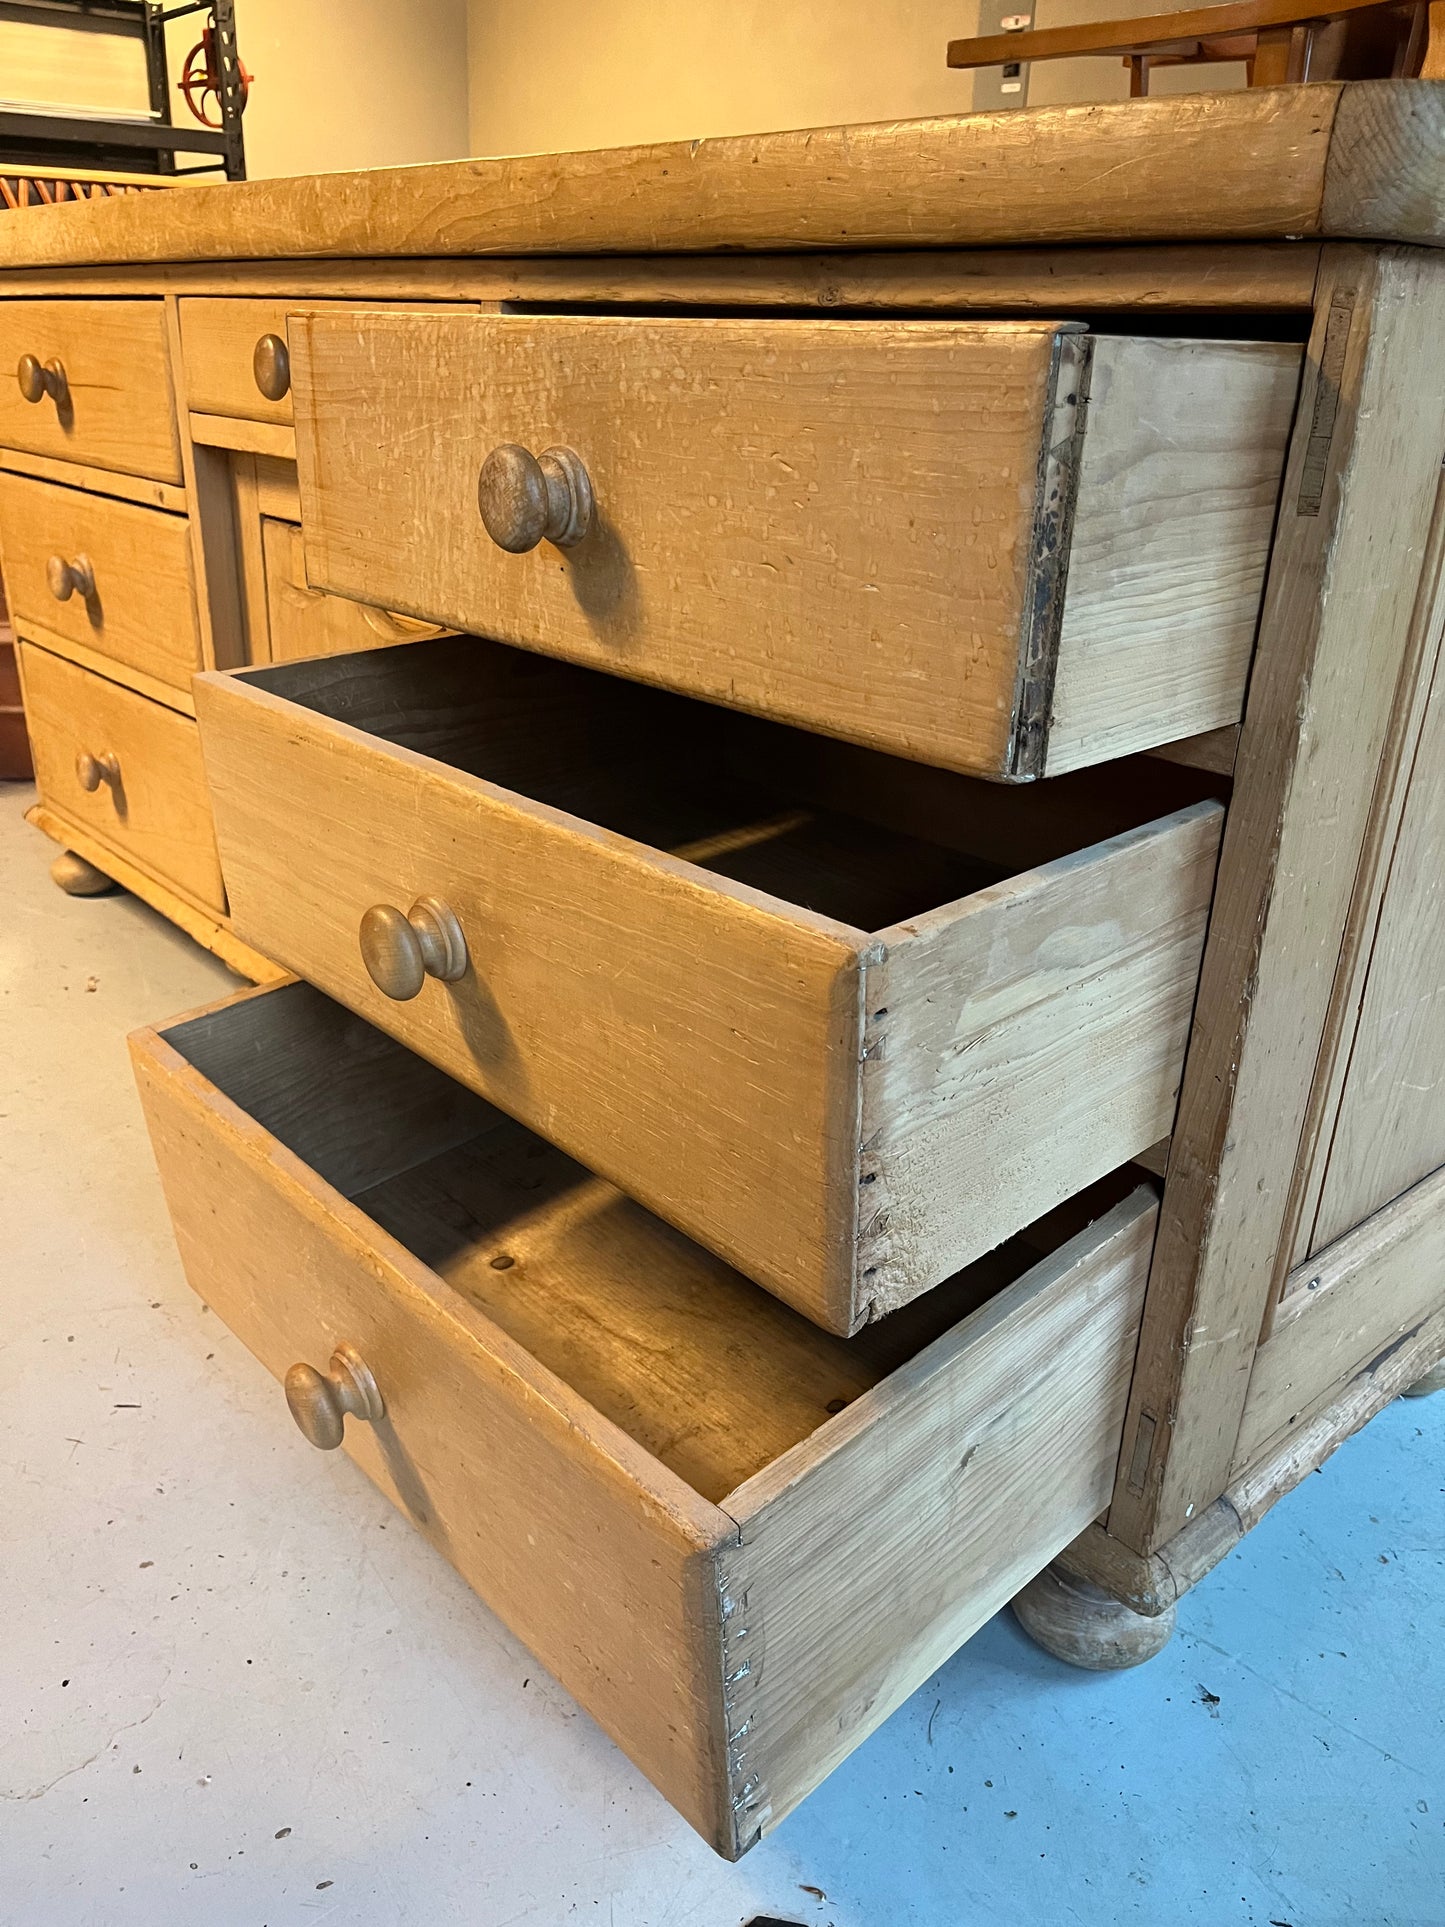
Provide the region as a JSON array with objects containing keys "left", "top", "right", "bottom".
[{"left": 947, "top": 0, "right": 1444, "bottom": 95}]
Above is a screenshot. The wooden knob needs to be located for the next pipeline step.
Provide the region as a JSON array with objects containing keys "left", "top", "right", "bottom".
[
  {"left": 75, "top": 749, "right": 120, "bottom": 792},
  {"left": 253, "top": 333, "right": 290, "bottom": 402},
  {"left": 47, "top": 553, "right": 95, "bottom": 601},
  {"left": 359, "top": 894, "right": 468, "bottom": 1000},
  {"left": 17, "top": 354, "right": 67, "bottom": 405},
  {"left": 478, "top": 443, "right": 593, "bottom": 552},
  {"left": 284, "top": 1342, "right": 384, "bottom": 1450}
]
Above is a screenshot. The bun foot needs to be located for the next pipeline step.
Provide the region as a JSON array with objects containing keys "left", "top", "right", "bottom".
[
  {"left": 51, "top": 850, "right": 118, "bottom": 897},
  {"left": 1012, "top": 1562, "right": 1176, "bottom": 1670},
  {"left": 1401, "top": 1358, "right": 1445, "bottom": 1399}
]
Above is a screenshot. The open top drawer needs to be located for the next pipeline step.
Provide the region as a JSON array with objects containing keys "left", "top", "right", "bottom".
[
  {"left": 133, "top": 977, "right": 1158, "bottom": 1856},
  {"left": 195, "top": 634, "right": 1221, "bottom": 1332},
  {"left": 290, "top": 309, "right": 1300, "bottom": 778}
]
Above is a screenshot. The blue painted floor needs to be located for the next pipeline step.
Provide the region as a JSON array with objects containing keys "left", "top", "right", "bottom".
[{"left": 3, "top": 788, "right": 1442, "bottom": 1926}]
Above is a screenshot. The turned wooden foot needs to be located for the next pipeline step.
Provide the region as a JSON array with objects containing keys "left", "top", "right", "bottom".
[
  {"left": 1012, "top": 1562, "right": 1176, "bottom": 1670},
  {"left": 1401, "top": 1358, "right": 1445, "bottom": 1399},
  {"left": 51, "top": 850, "right": 118, "bottom": 897}
]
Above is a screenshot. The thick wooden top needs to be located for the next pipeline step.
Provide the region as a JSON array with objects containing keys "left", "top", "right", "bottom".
[{"left": 0, "top": 82, "right": 1439, "bottom": 269}]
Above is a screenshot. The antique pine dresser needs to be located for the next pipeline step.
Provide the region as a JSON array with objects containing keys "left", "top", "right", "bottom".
[{"left": 1, "top": 82, "right": 1442, "bottom": 1857}]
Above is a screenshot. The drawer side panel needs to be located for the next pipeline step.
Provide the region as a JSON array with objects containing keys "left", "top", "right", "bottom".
[
  {"left": 130, "top": 1018, "right": 736, "bottom": 1853},
  {"left": 719, "top": 1187, "right": 1156, "bottom": 1848},
  {"left": 860, "top": 801, "right": 1222, "bottom": 1317},
  {"left": 1045, "top": 338, "right": 1302, "bottom": 774}
]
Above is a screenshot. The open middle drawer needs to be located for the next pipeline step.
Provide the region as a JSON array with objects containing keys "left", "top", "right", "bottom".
[{"left": 195, "top": 634, "right": 1223, "bottom": 1333}]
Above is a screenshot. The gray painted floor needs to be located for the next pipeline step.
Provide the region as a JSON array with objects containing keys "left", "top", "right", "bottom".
[{"left": 2, "top": 784, "right": 1442, "bottom": 1927}]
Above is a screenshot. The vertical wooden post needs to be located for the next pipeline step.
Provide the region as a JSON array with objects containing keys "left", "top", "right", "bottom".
[{"left": 1107, "top": 245, "right": 1445, "bottom": 1554}]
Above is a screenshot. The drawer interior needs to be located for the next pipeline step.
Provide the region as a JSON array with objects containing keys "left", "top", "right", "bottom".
[
  {"left": 165, "top": 980, "right": 1149, "bottom": 1505},
  {"left": 240, "top": 633, "right": 1223, "bottom": 932}
]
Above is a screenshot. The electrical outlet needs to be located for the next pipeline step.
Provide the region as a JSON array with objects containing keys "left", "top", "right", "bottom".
[{"left": 970, "top": 0, "right": 1033, "bottom": 110}]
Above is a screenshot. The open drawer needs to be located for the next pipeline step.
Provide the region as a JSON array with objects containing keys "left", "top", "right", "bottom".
[
  {"left": 132, "top": 978, "right": 1158, "bottom": 1857},
  {"left": 289, "top": 309, "right": 1300, "bottom": 779},
  {"left": 195, "top": 634, "right": 1222, "bottom": 1333}
]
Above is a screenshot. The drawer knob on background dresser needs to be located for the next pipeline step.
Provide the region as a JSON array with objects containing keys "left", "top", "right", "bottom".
[
  {"left": 359, "top": 894, "right": 468, "bottom": 1000},
  {"left": 47, "top": 553, "right": 95, "bottom": 602},
  {"left": 252, "top": 333, "right": 290, "bottom": 402},
  {"left": 284, "top": 1343, "right": 384, "bottom": 1450},
  {"left": 75, "top": 749, "right": 121, "bottom": 792},
  {"left": 17, "top": 353, "right": 68, "bottom": 406},
  {"left": 478, "top": 443, "right": 593, "bottom": 552}
]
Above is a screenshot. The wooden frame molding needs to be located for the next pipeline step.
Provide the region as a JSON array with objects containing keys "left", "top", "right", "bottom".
[
  {"left": 1107, "top": 244, "right": 1445, "bottom": 1554},
  {"left": 1063, "top": 1161, "right": 1445, "bottom": 1613}
]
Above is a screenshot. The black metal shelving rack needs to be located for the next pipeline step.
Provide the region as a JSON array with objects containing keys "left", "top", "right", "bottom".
[{"left": 0, "top": 0, "right": 245, "bottom": 181}]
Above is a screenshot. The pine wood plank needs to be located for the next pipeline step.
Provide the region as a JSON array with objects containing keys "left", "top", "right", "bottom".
[
  {"left": 0, "top": 89, "right": 1377, "bottom": 268},
  {"left": 0, "top": 446, "right": 186, "bottom": 512},
  {"left": 0, "top": 244, "right": 1326, "bottom": 309}
]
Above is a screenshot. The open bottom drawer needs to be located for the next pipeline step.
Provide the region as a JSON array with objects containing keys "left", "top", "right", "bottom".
[
  {"left": 133, "top": 979, "right": 1158, "bottom": 1857},
  {"left": 196, "top": 634, "right": 1221, "bottom": 1331}
]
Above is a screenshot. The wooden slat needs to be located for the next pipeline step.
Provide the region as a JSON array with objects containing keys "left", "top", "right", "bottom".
[
  {"left": 0, "top": 243, "right": 1326, "bottom": 309},
  {"left": 0, "top": 446, "right": 186, "bottom": 513},
  {"left": 718, "top": 1188, "right": 1155, "bottom": 1851},
  {"left": 859, "top": 804, "right": 1221, "bottom": 1319},
  {"left": 1107, "top": 246, "right": 1445, "bottom": 1553},
  {"left": 189, "top": 412, "right": 297, "bottom": 461},
  {"left": 0, "top": 88, "right": 1406, "bottom": 269}
]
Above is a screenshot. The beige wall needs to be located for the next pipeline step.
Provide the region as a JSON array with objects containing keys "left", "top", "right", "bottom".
[
  {"left": 214, "top": 0, "right": 471, "bottom": 178},
  {"left": 466, "top": 0, "right": 1241, "bottom": 158},
  {"left": 467, "top": 0, "right": 983, "bottom": 155}
]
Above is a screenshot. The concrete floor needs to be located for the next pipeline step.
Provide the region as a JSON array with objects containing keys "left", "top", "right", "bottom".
[{"left": 2, "top": 782, "right": 1442, "bottom": 1927}]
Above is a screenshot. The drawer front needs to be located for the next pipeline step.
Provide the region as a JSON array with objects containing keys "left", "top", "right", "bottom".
[
  {"left": 194, "top": 640, "right": 1220, "bottom": 1331},
  {"left": 292, "top": 310, "right": 1298, "bottom": 779},
  {"left": 21, "top": 642, "right": 224, "bottom": 910},
  {"left": 132, "top": 978, "right": 1156, "bottom": 1855},
  {"left": 178, "top": 297, "right": 474, "bottom": 427},
  {"left": 261, "top": 516, "right": 444, "bottom": 660},
  {"left": 0, "top": 471, "right": 201, "bottom": 693},
  {"left": 0, "top": 300, "right": 181, "bottom": 482}
]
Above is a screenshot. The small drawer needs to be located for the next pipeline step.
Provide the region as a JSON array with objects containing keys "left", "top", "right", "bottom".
[
  {"left": 291, "top": 310, "right": 1300, "bottom": 780},
  {"left": 132, "top": 977, "right": 1157, "bottom": 1855},
  {"left": 0, "top": 472, "right": 201, "bottom": 694},
  {"left": 195, "top": 634, "right": 1222, "bottom": 1332},
  {"left": 0, "top": 299, "right": 180, "bottom": 483},
  {"left": 261, "top": 516, "right": 445, "bottom": 661},
  {"left": 20, "top": 641, "right": 224, "bottom": 911},
  {"left": 177, "top": 297, "right": 473, "bottom": 427}
]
